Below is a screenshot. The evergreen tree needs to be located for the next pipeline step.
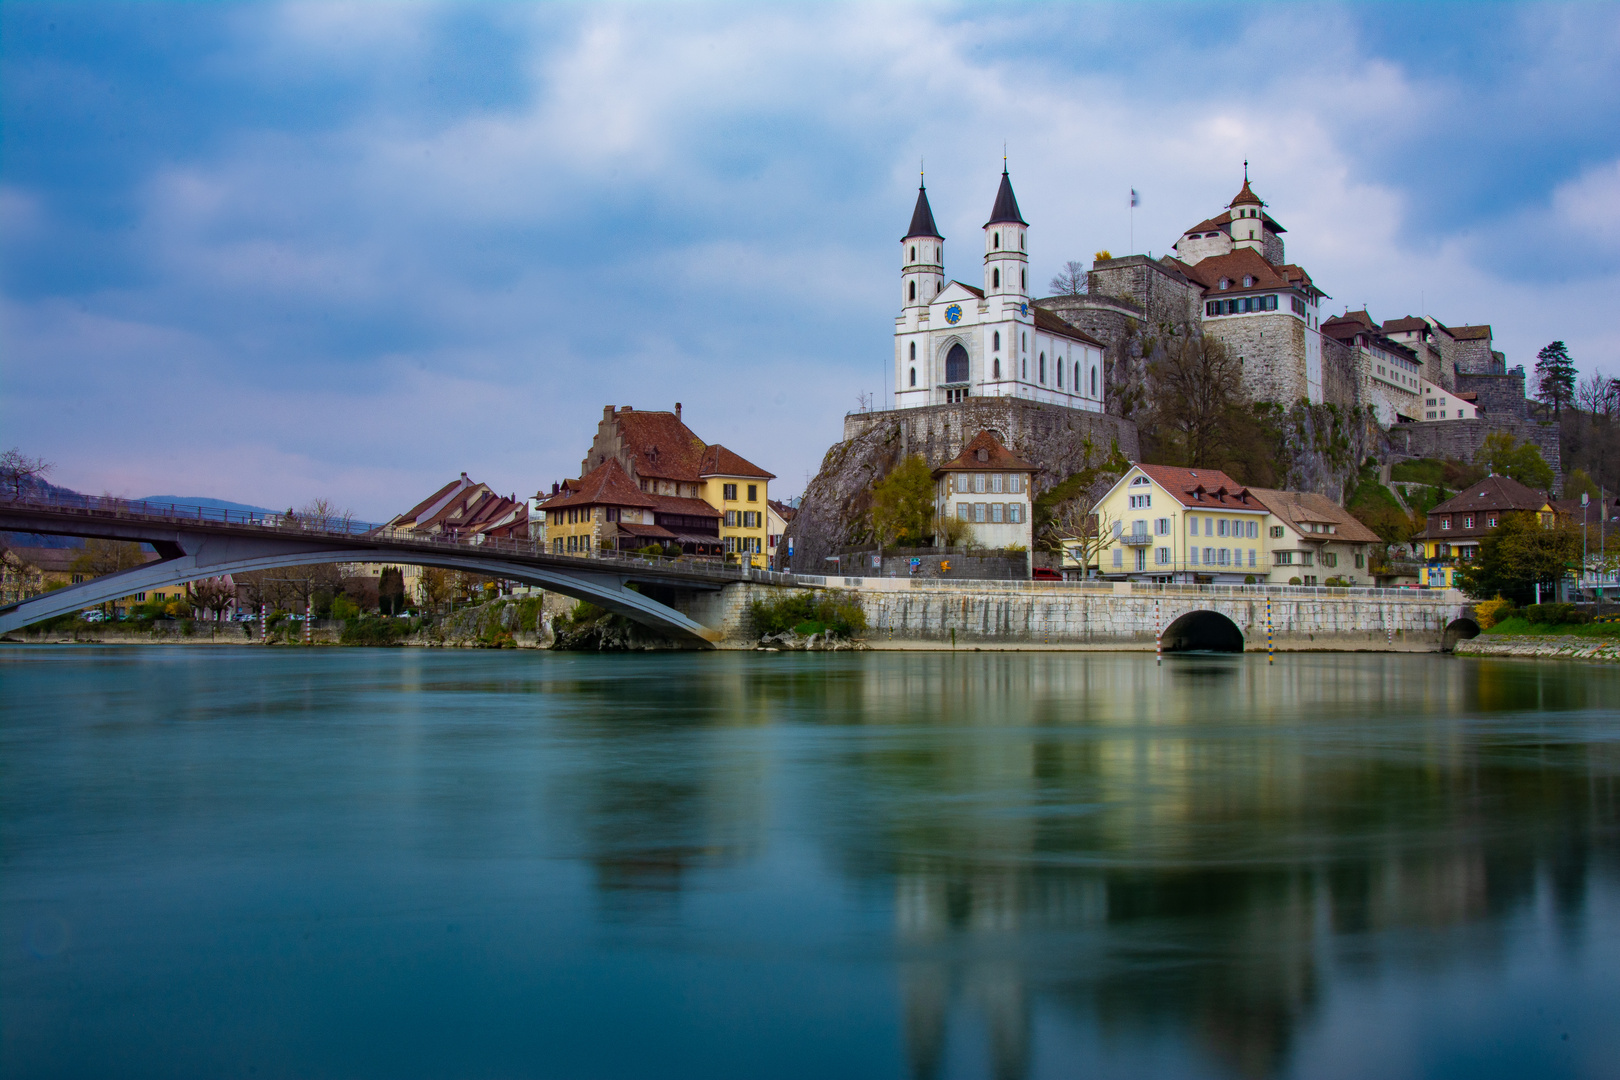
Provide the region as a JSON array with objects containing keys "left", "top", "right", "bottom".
[{"left": 1534, "top": 341, "right": 1576, "bottom": 415}]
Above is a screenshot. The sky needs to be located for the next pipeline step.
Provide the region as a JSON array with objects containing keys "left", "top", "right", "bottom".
[{"left": 3, "top": 2, "right": 1618, "bottom": 518}]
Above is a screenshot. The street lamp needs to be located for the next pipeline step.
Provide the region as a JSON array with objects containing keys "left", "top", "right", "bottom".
[{"left": 1582, "top": 491, "right": 1589, "bottom": 600}]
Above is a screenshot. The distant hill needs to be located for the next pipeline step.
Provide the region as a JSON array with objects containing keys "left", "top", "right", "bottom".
[{"left": 137, "top": 496, "right": 278, "bottom": 515}]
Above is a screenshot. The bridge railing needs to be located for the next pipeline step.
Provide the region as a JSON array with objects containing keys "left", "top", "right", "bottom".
[{"left": 0, "top": 490, "right": 812, "bottom": 585}]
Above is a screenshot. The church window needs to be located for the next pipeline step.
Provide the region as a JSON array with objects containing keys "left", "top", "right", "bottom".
[
  {"left": 909, "top": 367, "right": 916, "bottom": 387},
  {"left": 993, "top": 359, "right": 1000, "bottom": 379},
  {"left": 1021, "top": 358, "right": 1026, "bottom": 379},
  {"left": 910, "top": 245, "right": 916, "bottom": 261},
  {"left": 994, "top": 232, "right": 1000, "bottom": 249},
  {"left": 909, "top": 280, "right": 916, "bottom": 301},
  {"left": 1056, "top": 359, "right": 1062, "bottom": 387},
  {"left": 945, "top": 343, "right": 969, "bottom": 383},
  {"left": 1021, "top": 333, "right": 1026, "bottom": 351},
  {"left": 1021, "top": 269, "right": 1026, "bottom": 290},
  {"left": 1020, "top": 233, "right": 1025, "bottom": 251},
  {"left": 1039, "top": 353, "right": 1046, "bottom": 383},
  {"left": 1074, "top": 361, "right": 1080, "bottom": 390},
  {"left": 993, "top": 268, "right": 1000, "bottom": 288},
  {"left": 993, "top": 331, "right": 1000, "bottom": 351},
  {"left": 910, "top": 342, "right": 916, "bottom": 360},
  {"left": 1090, "top": 366, "right": 1097, "bottom": 396}
]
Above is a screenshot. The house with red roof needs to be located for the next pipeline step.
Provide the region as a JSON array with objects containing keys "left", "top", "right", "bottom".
[{"left": 931, "top": 431, "right": 1037, "bottom": 556}]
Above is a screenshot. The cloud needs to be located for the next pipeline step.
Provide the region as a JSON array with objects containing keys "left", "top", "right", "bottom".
[{"left": 2, "top": 2, "right": 1618, "bottom": 516}]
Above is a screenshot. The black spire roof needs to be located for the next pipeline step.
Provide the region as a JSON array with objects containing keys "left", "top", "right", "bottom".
[
  {"left": 904, "top": 183, "right": 942, "bottom": 240},
  {"left": 985, "top": 169, "right": 1026, "bottom": 227}
]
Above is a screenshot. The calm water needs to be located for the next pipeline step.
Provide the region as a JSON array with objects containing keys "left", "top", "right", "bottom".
[{"left": 3, "top": 647, "right": 1617, "bottom": 1079}]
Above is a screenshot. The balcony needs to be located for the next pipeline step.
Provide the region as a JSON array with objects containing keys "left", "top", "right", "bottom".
[{"left": 1119, "top": 532, "right": 1155, "bottom": 546}]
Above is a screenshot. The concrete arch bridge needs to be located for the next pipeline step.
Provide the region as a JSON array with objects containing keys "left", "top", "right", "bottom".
[{"left": 0, "top": 495, "right": 806, "bottom": 645}]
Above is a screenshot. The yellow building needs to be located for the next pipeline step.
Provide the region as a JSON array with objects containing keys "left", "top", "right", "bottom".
[
  {"left": 699, "top": 445, "right": 773, "bottom": 564},
  {"left": 1416, "top": 475, "right": 1553, "bottom": 589},
  {"left": 1070, "top": 463, "right": 1379, "bottom": 585}
]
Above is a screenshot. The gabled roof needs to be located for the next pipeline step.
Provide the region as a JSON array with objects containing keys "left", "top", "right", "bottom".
[
  {"left": 551, "top": 458, "right": 655, "bottom": 510},
  {"left": 1033, "top": 305, "right": 1107, "bottom": 348},
  {"left": 698, "top": 443, "right": 775, "bottom": 480},
  {"left": 1131, "top": 463, "right": 1265, "bottom": 510},
  {"left": 1184, "top": 207, "right": 1285, "bottom": 237},
  {"left": 393, "top": 474, "right": 476, "bottom": 527},
  {"left": 1247, "top": 488, "right": 1381, "bottom": 544},
  {"left": 933, "top": 430, "right": 1035, "bottom": 475},
  {"left": 768, "top": 499, "right": 797, "bottom": 522},
  {"left": 1381, "top": 316, "right": 1430, "bottom": 335},
  {"left": 645, "top": 493, "right": 722, "bottom": 519},
  {"left": 985, "top": 169, "right": 1027, "bottom": 227},
  {"left": 1171, "top": 247, "right": 1319, "bottom": 298},
  {"left": 612, "top": 408, "right": 710, "bottom": 482},
  {"left": 1428, "top": 475, "right": 1550, "bottom": 516},
  {"left": 905, "top": 183, "right": 942, "bottom": 240},
  {"left": 1449, "top": 324, "right": 1493, "bottom": 341},
  {"left": 936, "top": 280, "right": 985, "bottom": 301}
]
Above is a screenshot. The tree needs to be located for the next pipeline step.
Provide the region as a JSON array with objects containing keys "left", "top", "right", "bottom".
[
  {"left": 1475, "top": 432, "right": 1554, "bottom": 491},
  {"left": 1564, "top": 468, "right": 1600, "bottom": 503},
  {"left": 189, "top": 577, "right": 236, "bottom": 621},
  {"left": 869, "top": 454, "right": 936, "bottom": 548},
  {"left": 1145, "top": 332, "right": 1245, "bottom": 468},
  {"left": 71, "top": 538, "right": 147, "bottom": 578},
  {"left": 1048, "top": 261, "right": 1087, "bottom": 296},
  {"left": 299, "top": 498, "right": 355, "bottom": 534},
  {"left": 420, "top": 568, "right": 456, "bottom": 614},
  {"left": 0, "top": 448, "right": 52, "bottom": 497},
  {"left": 1455, "top": 511, "right": 1580, "bottom": 605},
  {"left": 378, "top": 567, "right": 406, "bottom": 615},
  {"left": 1534, "top": 341, "right": 1576, "bottom": 416}
]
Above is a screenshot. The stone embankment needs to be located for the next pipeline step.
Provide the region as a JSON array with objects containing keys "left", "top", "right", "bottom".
[{"left": 1455, "top": 636, "right": 1620, "bottom": 662}]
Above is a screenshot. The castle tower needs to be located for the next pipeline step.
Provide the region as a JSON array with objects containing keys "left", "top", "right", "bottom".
[
  {"left": 983, "top": 168, "right": 1028, "bottom": 300},
  {"left": 901, "top": 181, "right": 944, "bottom": 310},
  {"left": 1226, "top": 164, "right": 1285, "bottom": 263}
]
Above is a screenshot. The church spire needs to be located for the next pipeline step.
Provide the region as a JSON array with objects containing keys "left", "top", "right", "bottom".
[
  {"left": 904, "top": 181, "right": 942, "bottom": 240},
  {"left": 985, "top": 167, "right": 1027, "bottom": 227}
]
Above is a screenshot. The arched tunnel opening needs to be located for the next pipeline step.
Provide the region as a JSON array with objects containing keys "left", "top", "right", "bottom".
[
  {"left": 1442, "top": 618, "right": 1480, "bottom": 653},
  {"left": 1162, "top": 610, "right": 1245, "bottom": 653}
]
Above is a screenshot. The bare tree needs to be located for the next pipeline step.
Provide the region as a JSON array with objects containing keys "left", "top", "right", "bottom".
[
  {"left": 189, "top": 577, "right": 236, "bottom": 621},
  {"left": 0, "top": 448, "right": 52, "bottom": 497},
  {"left": 1039, "top": 489, "right": 1119, "bottom": 574},
  {"left": 1575, "top": 371, "right": 1610, "bottom": 415},
  {"left": 1048, "top": 261, "right": 1088, "bottom": 296},
  {"left": 299, "top": 498, "right": 355, "bottom": 534},
  {"left": 1146, "top": 332, "right": 1246, "bottom": 468},
  {"left": 71, "top": 539, "right": 148, "bottom": 578}
]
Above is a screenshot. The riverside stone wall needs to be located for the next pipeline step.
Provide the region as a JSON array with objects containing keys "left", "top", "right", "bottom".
[{"left": 1454, "top": 635, "right": 1619, "bottom": 662}]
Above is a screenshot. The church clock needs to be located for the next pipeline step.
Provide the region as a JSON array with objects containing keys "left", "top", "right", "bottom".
[{"left": 945, "top": 304, "right": 962, "bottom": 324}]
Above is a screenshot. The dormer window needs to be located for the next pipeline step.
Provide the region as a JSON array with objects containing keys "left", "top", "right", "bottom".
[
  {"left": 976, "top": 448, "right": 989, "bottom": 463},
  {"left": 1242, "top": 275, "right": 1254, "bottom": 287},
  {"left": 1219, "top": 279, "right": 1230, "bottom": 290}
]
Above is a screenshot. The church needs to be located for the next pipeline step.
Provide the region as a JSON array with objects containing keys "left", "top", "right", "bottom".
[{"left": 893, "top": 170, "right": 1107, "bottom": 413}]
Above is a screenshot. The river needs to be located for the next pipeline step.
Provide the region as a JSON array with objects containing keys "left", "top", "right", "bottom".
[{"left": 3, "top": 647, "right": 1616, "bottom": 1079}]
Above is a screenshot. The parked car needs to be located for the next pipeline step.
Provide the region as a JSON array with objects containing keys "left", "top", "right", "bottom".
[
  {"left": 81, "top": 609, "right": 108, "bottom": 623},
  {"left": 234, "top": 610, "right": 258, "bottom": 622},
  {"left": 1032, "top": 568, "right": 1063, "bottom": 581}
]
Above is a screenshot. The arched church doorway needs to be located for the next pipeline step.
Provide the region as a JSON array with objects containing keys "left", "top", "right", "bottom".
[
  {"left": 945, "top": 343, "right": 969, "bottom": 384},
  {"left": 1161, "top": 610, "right": 1245, "bottom": 652}
]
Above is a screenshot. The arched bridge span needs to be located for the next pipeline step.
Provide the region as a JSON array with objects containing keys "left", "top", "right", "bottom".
[
  {"left": 1161, "top": 609, "right": 1245, "bottom": 653},
  {"left": 0, "top": 496, "right": 806, "bottom": 644}
]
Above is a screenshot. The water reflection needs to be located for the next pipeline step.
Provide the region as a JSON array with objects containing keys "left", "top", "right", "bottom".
[{"left": 2, "top": 649, "right": 1615, "bottom": 1079}]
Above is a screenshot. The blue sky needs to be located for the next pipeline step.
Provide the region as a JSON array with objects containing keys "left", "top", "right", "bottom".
[{"left": 4, "top": 2, "right": 1617, "bottom": 517}]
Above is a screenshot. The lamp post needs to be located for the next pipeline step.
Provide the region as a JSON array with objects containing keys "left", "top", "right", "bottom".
[{"left": 1582, "top": 491, "right": 1589, "bottom": 600}]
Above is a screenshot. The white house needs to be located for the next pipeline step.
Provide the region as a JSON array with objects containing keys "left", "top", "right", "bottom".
[{"left": 933, "top": 430, "right": 1036, "bottom": 551}]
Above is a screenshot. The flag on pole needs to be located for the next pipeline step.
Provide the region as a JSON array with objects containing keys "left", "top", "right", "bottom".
[{"left": 1130, "top": 188, "right": 1140, "bottom": 207}]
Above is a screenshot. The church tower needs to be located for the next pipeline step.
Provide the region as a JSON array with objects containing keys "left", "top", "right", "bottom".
[
  {"left": 984, "top": 168, "right": 1028, "bottom": 300},
  {"left": 901, "top": 181, "right": 944, "bottom": 310}
]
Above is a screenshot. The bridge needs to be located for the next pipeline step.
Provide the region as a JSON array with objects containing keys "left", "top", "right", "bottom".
[
  {"left": 2, "top": 494, "right": 1477, "bottom": 652},
  {"left": 0, "top": 493, "right": 812, "bottom": 645}
]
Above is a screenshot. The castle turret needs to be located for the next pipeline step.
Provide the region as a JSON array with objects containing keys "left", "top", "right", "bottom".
[
  {"left": 901, "top": 182, "right": 944, "bottom": 310},
  {"left": 983, "top": 168, "right": 1028, "bottom": 300},
  {"left": 1226, "top": 165, "right": 1285, "bottom": 264}
]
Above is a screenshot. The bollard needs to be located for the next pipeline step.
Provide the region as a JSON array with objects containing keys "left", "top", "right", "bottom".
[
  {"left": 305, "top": 604, "right": 313, "bottom": 646},
  {"left": 260, "top": 603, "right": 267, "bottom": 644},
  {"left": 1267, "top": 597, "right": 1274, "bottom": 664},
  {"left": 1155, "top": 597, "right": 1161, "bottom": 666}
]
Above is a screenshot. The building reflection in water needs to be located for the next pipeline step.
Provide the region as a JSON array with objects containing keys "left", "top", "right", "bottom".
[{"left": 548, "top": 652, "right": 1616, "bottom": 1078}]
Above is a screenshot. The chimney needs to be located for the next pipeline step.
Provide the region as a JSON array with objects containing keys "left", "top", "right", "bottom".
[
  {"left": 604, "top": 405, "right": 614, "bottom": 420},
  {"left": 621, "top": 405, "right": 633, "bottom": 412},
  {"left": 461, "top": 471, "right": 469, "bottom": 481},
  {"left": 552, "top": 482, "right": 559, "bottom": 495},
  {"left": 675, "top": 402, "right": 682, "bottom": 421}
]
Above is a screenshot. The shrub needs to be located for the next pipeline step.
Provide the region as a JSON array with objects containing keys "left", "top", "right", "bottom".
[
  {"left": 339, "top": 616, "right": 416, "bottom": 646},
  {"left": 1473, "top": 597, "right": 1516, "bottom": 629},
  {"left": 1288, "top": 577, "right": 1302, "bottom": 586},
  {"left": 1244, "top": 574, "right": 1257, "bottom": 585},
  {"left": 750, "top": 590, "right": 867, "bottom": 638},
  {"left": 1523, "top": 603, "right": 1588, "bottom": 626}
]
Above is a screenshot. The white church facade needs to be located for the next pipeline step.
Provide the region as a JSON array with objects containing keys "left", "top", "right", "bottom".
[{"left": 893, "top": 171, "right": 1106, "bottom": 413}]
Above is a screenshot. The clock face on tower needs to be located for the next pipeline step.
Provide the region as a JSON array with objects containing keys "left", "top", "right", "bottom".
[
  {"left": 1020, "top": 303, "right": 1029, "bottom": 316},
  {"left": 945, "top": 304, "right": 962, "bottom": 324}
]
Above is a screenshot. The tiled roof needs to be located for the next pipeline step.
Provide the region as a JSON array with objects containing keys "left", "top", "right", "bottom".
[
  {"left": 551, "top": 459, "right": 656, "bottom": 510},
  {"left": 1381, "top": 316, "right": 1429, "bottom": 334},
  {"left": 646, "top": 493, "right": 722, "bottom": 519},
  {"left": 985, "top": 169, "right": 1027, "bottom": 226},
  {"left": 1448, "top": 324, "right": 1492, "bottom": 341},
  {"left": 699, "top": 443, "right": 775, "bottom": 480},
  {"left": 768, "top": 498, "right": 797, "bottom": 522},
  {"left": 616, "top": 521, "right": 678, "bottom": 541},
  {"left": 612, "top": 409, "right": 711, "bottom": 482},
  {"left": 1183, "top": 212, "right": 1233, "bottom": 234},
  {"left": 1229, "top": 178, "right": 1264, "bottom": 207},
  {"left": 1133, "top": 463, "right": 1265, "bottom": 510},
  {"left": 934, "top": 430, "right": 1035, "bottom": 474},
  {"left": 1420, "top": 476, "right": 1551, "bottom": 539},
  {"left": 905, "top": 183, "right": 941, "bottom": 240},
  {"left": 1171, "top": 248, "right": 1317, "bottom": 297},
  {"left": 1033, "top": 305, "right": 1107, "bottom": 348},
  {"left": 1247, "top": 488, "right": 1381, "bottom": 544},
  {"left": 392, "top": 475, "right": 474, "bottom": 527}
]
